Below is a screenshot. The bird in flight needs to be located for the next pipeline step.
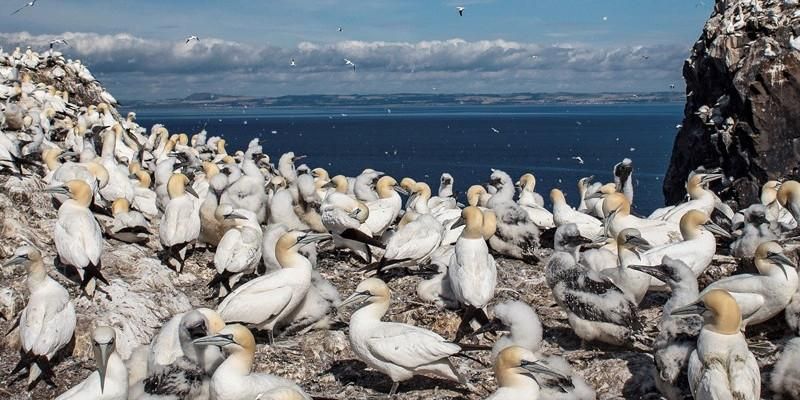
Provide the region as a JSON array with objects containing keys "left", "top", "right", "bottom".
[
  {"left": 290, "top": 58, "right": 296, "bottom": 67},
  {"left": 344, "top": 59, "right": 356, "bottom": 71},
  {"left": 669, "top": 83, "right": 676, "bottom": 89},
  {"left": 641, "top": 55, "right": 650, "bottom": 60},
  {"left": 572, "top": 156, "right": 585, "bottom": 165},
  {"left": 49, "top": 38, "right": 69, "bottom": 49},
  {"left": 10, "top": 0, "right": 37, "bottom": 15},
  {"left": 490, "top": 127, "right": 500, "bottom": 134},
  {"left": 457, "top": 6, "right": 465, "bottom": 16},
  {"left": 185, "top": 35, "right": 199, "bottom": 45},
  {"left": 338, "top": 27, "right": 343, "bottom": 32}
]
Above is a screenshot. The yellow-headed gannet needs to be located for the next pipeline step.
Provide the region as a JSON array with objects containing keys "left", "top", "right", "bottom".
[
  {"left": 210, "top": 207, "right": 263, "bottom": 297},
  {"left": 604, "top": 193, "right": 681, "bottom": 246},
  {"left": 653, "top": 173, "right": 723, "bottom": 223},
  {"left": 551, "top": 188, "right": 603, "bottom": 240},
  {"left": 517, "top": 173, "right": 554, "bottom": 229},
  {"left": 486, "top": 346, "right": 572, "bottom": 400},
  {"left": 364, "top": 176, "right": 405, "bottom": 236},
  {"left": 671, "top": 290, "right": 760, "bottom": 400},
  {"left": 105, "top": 198, "right": 150, "bottom": 244},
  {"left": 55, "top": 326, "right": 129, "bottom": 400},
  {"left": 159, "top": 173, "right": 200, "bottom": 272}
]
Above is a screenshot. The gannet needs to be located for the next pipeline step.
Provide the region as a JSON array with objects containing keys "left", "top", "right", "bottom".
[
  {"left": 106, "top": 198, "right": 150, "bottom": 244},
  {"left": 486, "top": 170, "right": 540, "bottom": 263},
  {"left": 772, "top": 337, "right": 800, "bottom": 399},
  {"left": 10, "top": 0, "right": 37, "bottom": 15},
  {"left": 629, "top": 258, "right": 701, "bottom": 400},
  {"left": 219, "top": 156, "right": 268, "bottom": 223},
  {"left": 600, "top": 229, "right": 652, "bottom": 304},
  {"left": 517, "top": 174, "right": 553, "bottom": 228},
  {"left": 159, "top": 173, "right": 200, "bottom": 272},
  {"left": 211, "top": 207, "right": 263, "bottom": 297},
  {"left": 613, "top": 158, "right": 634, "bottom": 204},
  {"left": 546, "top": 224, "right": 640, "bottom": 346},
  {"left": 466, "top": 184, "right": 491, "bottom": 208},
  {"left": 146, "top": 308, "right": 225, "bottom": 376},
  {"left": 340, "top": 278, "right": 470, "bottom": 396},
  {"left": 605, "top": 193, "right": 681, "bottom": 246},
  {"left": 731, "top": 204, "right": 777, "bottom": 258},
  {"left": 193, "top": 324, "right": 310, "bottom": 400},
  {"left": 217, "top": 231, "right": 330, "bottom": 344},
  {"left": 185, "top": 35, "right": 199, "bottom": 44},
  {"left": 671, "top": 290, "right": 760, "bottom": 400},
  {"left": 5, "top": 246, "right": 76, "bottom": 389},
  {"left": 364, "top": 176, "right": 405, "bottom": 236},
  {"left": 486, "top": 346, "right": 572, "bottom": 400},
  {"left": 438, "top": 173, "right": 454, "bottom": 198},
  {"left": 98, "top": 129, "right": 135, "bottom": 204},
  {"left": 448, "top": 206, "right": 496, "bottom": 337},
  {"left": 368, "top": 202, "right": 444, "bottom": 276},
  {"left": 55, "top": 326, "right": 129, "bottom": 400},
  {"left": 641, "top": 210, "right": 728, "bottom": 280},
  {"left": 457, "top": 6, "right": 465, "bottom": 16},
  {"left": 320, "top": 189, "right": 380, "bottom": 262},
  {"left": 760, "top": 181, "right": 796, "bottom": 230},
  {"left": 551, "top": 188, "right": 603, "bottom": 240},
  {"left": 778, "top": 180, "right": 800, "bottom": 224},
  {"left": 343, "top": 58, "right": 356, "bottom": 71},
  {"left": 49, "top": 179, "right": 106, "bottom": 296},
  {"left": 700, "top": 241, "right": 798, "bottom": 328},
  {"left": 130, "top": 169, "right": 158, "bottom": 220},
  {"left": 655, "top": 173, "right": 723, "bottom": 223}
]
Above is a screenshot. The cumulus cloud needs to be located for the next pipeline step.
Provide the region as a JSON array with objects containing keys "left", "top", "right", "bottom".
[{"left": 0, "top": 31, "right": 689, "bottom": 99}]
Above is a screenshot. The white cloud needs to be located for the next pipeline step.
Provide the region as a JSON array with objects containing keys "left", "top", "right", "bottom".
[{"left": 0, "top": 31, "right": 688, "bottom": 98}]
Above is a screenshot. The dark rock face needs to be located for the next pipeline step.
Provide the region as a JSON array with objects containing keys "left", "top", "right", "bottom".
[{"left": 664, "top": 0, "right": 800, "bottom": 208}]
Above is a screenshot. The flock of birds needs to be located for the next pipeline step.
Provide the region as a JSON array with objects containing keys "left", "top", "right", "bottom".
[{"left": 4, "top": 23, "right": 800, "bottom": 400}]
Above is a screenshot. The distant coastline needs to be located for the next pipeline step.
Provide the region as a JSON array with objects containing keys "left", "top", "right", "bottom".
[{"left": 123, "top": 91, "right": 685, "bottom": 109}]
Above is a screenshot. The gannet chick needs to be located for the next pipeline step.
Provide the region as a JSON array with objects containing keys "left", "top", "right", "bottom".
[
  {"left": 448, "top": 206, "right": 497, "bottom": 338},
  {"left": 106, "top": 198, "right": 150, "bottom": 244},
  {"left": 487, "top": 346, "right": 572, "bottom": 400},
  {"left": 55, "top": 326, "right": 128, "bottom": 400},
  {"left": 193, "top": 324, "right": 310, "bottom": 400},
  {"left": 217, "top": 231, "right": 330, "bottom": 344},
  {"left": 210, "top": 207, "right": 263, "bottom": 297},
  {"left": 341, "top": 278, "right": 471, "bottom": 395},
  {"left": 159, "top": 173, "right": 200, "bottom": 272},
  {"left": 282, "top": 269, "right": 342, "bottom": 334},
  {"left": 613, "top": 158, "right": 634, "bottom": 204},
  {"left": 5, "top": 246, "right": 76, "bottom": 389},
  {"left": 730, "top": 205, "right": 777, "bottom": 258},
  {"left": 438, "top": 173, "right": 454, "bottom": 197},
  {"left": 700, "top": 241, "right": 798, "bottom": 328},
  {"left": 772, "top": 337, "right": 800, "bottom": 399},
  {"left": 48, "top": 179, "right": 107, "bottom": 296},
  {"left": 486, "top": 170, "right": 540, "bottom": 263},
  {"left": 671, "top": 290, "right": 760, "bottom": 400},
  {"left": 546, "top": 224, "right": 641, "bottom": 346},
  {"left": 146, "top": 309, "right": 225, "bottom": 376},
  {"left": 364, "top": 176, "right": 405, "bottom": 236},
  {"left": 354, "top": 168, "right": 382, "bottom": 202},
  {"left": 629, "top": 258, "right": 701, "bottom": 400},
  {"left": 551, "top": 189, "right": 603, "bottom": 240}
]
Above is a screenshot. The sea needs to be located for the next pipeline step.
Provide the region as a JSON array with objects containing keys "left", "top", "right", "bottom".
[{"left": 130, "top": 103, "right": 684, "bottom": 214}]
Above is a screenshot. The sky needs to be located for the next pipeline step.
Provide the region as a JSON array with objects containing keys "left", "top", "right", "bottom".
[{"left": 0, "top": 0, "right": 713, "bottom": 100}]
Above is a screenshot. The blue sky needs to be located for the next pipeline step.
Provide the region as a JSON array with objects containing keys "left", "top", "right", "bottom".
[{"left": 0, "top": 0, "right": 713, "bottom": 99}]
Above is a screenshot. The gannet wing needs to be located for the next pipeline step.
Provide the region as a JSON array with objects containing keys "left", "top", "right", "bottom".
[
  {"left": 215, "top": 229, "right": 250, "bottom": 273},
  {"left": 55, "top": 219, "right": 91, "bottom": 268},
  {"left": 727, "top": 348, "right": 760, "bottom": 399},
  {"left": 385, "top": 220, "right": 440, "bottom": 260},
  {"left": 217, "top": 280, "right": 293, "bottom": 324},
  {"left": 55, "top": 371, "right": 100, "bottom": 400},
  {"left": 28, "top": 293, "right": 75, "bottom": 357},
  {"left": 367, "top": 323, "right": 460, "bottom": 368}
]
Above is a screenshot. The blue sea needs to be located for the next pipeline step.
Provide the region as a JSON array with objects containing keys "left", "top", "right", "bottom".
[{"left": 130, "top": 103, "right": 683, "bottom": 213}]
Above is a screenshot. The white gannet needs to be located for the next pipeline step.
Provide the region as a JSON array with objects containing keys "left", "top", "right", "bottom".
[
  {"left": 340, "top": 278, "right": 470, "bottom": 396},
  {"left": 551, "top": 188, "right": 603, "bottom": 240},
  {"left": 671, "top": 290, "right": 760, "bottom": 400},
  {"left": 368, "top": 202, "right": 443, "bottom": 277},
  {"left": 456, "top": 6, "right": 465, "bottom": 16},
  {"left": 486, "top": 346, "right": 572, "bottom": 400},
  {"left": 760, "top": 181, "right": 796, "bottom": 230},
  {"left": 320, "top": 185, "right": 381, "bottom": 262},
  {"left": 159, "top": 173, "right": 200, "bottom": 272},
  {"left": 106, "top": 198, "right": 150, "bottom": 244},
  {"left": 193, "top": 324, "right": 310, "bottom": 400},
  {"left": 344, "top": 58, "right": 356, "bottom": 71},
  {"left": 438, "top": 173, "right": 454, "bottom": 198},
  {"left": 778, "top": 180, "right": 800, "bottom": 224},
  {"left": 486, "top": 170, "right": 540, "bottom": 263},
  {"left": 599, "top": 229, "right": 653, "bottom": 305},
  {"left": 185, "top": 35, "right": 200, "bottom": 44},
  {"left": 545, "top": 224, "right": 641, "bottom": 346},
  {"left": 10, "top": 0, "right": 37, "bottom": 15},
  {"left": 55, "top": 326, "right": 129, "bottom": 400},
  {"left": 448, "top": 206, "right": 497, "bottom": 338},
  {"left": 5, "top": 246, "right": 76, "bottom": 389},
  {"left": 605, "top": 192, "right": 681, "bottom": 246},
  {"left": 629, "top": 258, "right": 701, "bottom": 400},
  {"left": 48, "top": 179, "right": 107, "bottom": 296},
  {"left": 217, "top": 231, "right": 330, "bottom": 344},
  {"left": 613, "top": 158, "right": 634, "bottom": 205},
  {"left": 211, "top": 207, "right": 263, "bottom": 297},
  {"left": 655, "top": 173, "right": 723, "bottom": 223},
  {"left": 466, "top": 184, "right": 491, "bottom": 208},
  {"left": 517, "top": 173, "right": 554, "bottom": 229},
  {"left": 364, "top": 176, "right": 405, "bottom": 236},
  {"left": 772, "top": 337, "right": 800, "bottom": 399},
  {"left": 699, "top": 241, "right": 798, "bottom": 328},
  {"left": 130, "top": 167, "right": 159, "bottom": 220}
]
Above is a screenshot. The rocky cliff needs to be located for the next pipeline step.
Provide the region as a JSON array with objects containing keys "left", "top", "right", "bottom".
[{"left": 664, "top": 0, "right": 800, "bottom": 207}]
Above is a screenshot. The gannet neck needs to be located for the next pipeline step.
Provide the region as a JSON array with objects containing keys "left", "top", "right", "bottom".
[
  {"left": 761, "top": 181, "right": 779, "bottom": 205},
  {"left": 467, "top": 185, "right": 487, "bottom": 207},
  {"left": 462, "top": 207, "right": 484, "bottom": 239},
  {"left": 100, "top": 131, "right": 116, "bottom": 159},
  {"left": 495, "top": 347, "right": 541, "bottom": 393},
  {"left": 42, "top": 148, "right": 61, "bottom": 171},
  {"left": 376, "top": 177, "right": 398, "bottom": 199},
  {"left": 351, "top": 298, "right": 390, "bottom": 322},
  {"left": 550, "top": 189, "right": 567, "bottom": 207},
  {"left": 167, "top": 174, "right": 189, "bottom": 199},
  {"left": 67, "top": 180, "right": 93, "bottom": 208},
  {"left": 704, "top": 290, "right": 741, "bottom": 335},
  {"left": 603, "top": 193, "right": 630, "bottom": 217},
  {"left": 111, "top": 198, "right": 130, "bottom": 215},
  {"left": 482, "top": 210, "right": 497, "bottom": 240},
  {"left": 679, "top": 211, "right": 704, "bottom": 240},
  {"left": 26, "top": 257, "right": 48, "bottom": 287},
  {"left": 136, "top": 171, "right": 151, "bottom": 188}
]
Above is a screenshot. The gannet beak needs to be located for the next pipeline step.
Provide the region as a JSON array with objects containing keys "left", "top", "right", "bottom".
[
  {"left": 393, "top": 186, "right": 409, "bottom": 196},
  {"left": 298, "top": 233, "right": 332, "bottom": 245},
  {"left": 670, "top": 301, "right": 706, "bottom": 316},
  {"left": 193, "top": 333, "right": 235, "bottom": 347},
  {"left": 224, "top": 212, "right": 248, "bottom": 220},
  {"left": 520, "top": 359, "right": 571, "bottom": 381},
  {"left": 628, "top": 236, "right": 651, "bottom": 251},
  {"left": 322, "top": 181, "right": 335, "bottom": 189},
  {"left": 338, "top": 291, "right": 371, "bottom": 308},
  {"left": 94, "top": 343, "right": 111, "bottom": 393},
  {"left": 628, "top": 264, "right": 668, "bottom": 283},
  {"left": 185, "top": 185, "right": 199, "bottom": 198},
  {"left": 293, "top": 155, "right": 307, "bottom": 162},
  {"left": 767, "top": 252, "right": 795, "bottom": 279},
  {"left": 701, "top": 174, "right": 724, "bottom": 185},
  {"left": 451, "top": 216, "right": 467, "bottom": 229},
  {"left": 44, "top": 185, "right": 69, "bottom": 195},
  {"left": 702, "top": 220, "right": 731, "bottom": 238},
  {"left": 58, "top": 151, "right": 77, "bottom": 160},
  {"left": 2, "top": 255, "right": 26, "bottom": 267},
  {"left": 348, "top": 208, "right": 362, "bottom": 219},
  {"left": 566, "top": 235, "right": 594, "bottom": 247},
  {"left": 470, "top": 317, "right": 508, "bottom": 336}
]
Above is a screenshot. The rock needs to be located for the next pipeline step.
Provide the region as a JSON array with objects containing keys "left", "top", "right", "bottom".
[
  {"left": 0, "top": 287, "right": 18, "bottom": 321},
  {"left": 664, "top": 0, "right": 800, "bottom": 208}
]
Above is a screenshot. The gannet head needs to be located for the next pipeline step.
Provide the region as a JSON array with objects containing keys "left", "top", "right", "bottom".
[
  {"left": 761, "top": 181, "right": 781, "bottom": 205},
  {"left": 216, "top": 139, "right": 227, "bottom": 155},
  {"left": 92, "top": 326, "right": 117, "bottom": 393},
  {"left": 349, "top": 201, "right": 370, "bottom": 223},
  {"left": 202, "top": 161, "right": 220, "bottom": 178},
  {"left": 194, "top": 323, "right": 256, "bottom": 355},
  {"left": 267, "top": 175, "right": 287, "bottom": 192},
  {"left": 326, "top": 175, "right": 348, "bottom": 193},
  {"left": 41, "top": 147, "right": 62, "bottom": 170},
  {"left": 467, "top": 185, "right": 488, "bottom": 207},
  {"left": 400, "top": 177, "right": 417, "bottom": 193},
  {"left": 744, "top": 204, "right": 769, "bottom": 226},
  {"left": 46, "top": 179, "right": 93, "bottom": 208},
  {"left": 778, "top": 180, "right": 800, "bottom": 207},
  {"left": 481, "top": 209, "right": 497, "bottom": 240},
  {"left": 127, "top": 112, "right": 136, "bottom": 121},
  {"left": 754, "top": 241, "right": 795, "bottom": 278},
  {"left": 411, "top": 182, "right": 432, "bottom": 202},
  {"left": 339, "top": 278, "right": 391, "bottom": 309},
  {"left": 85, "top": 162, "right": 110, "bottom": 189},
  {"left": 554, "top": 223, "right": 592, "bottom": 252},
  {"left": 196, "top": 308, "right": 225, "bottom": 334},
  {"left": 549, "top": 188, "right": 567, "bottom": 205},
  {"left": 97, "top": 103, "right": 109, "bottom": 113},
  {"left": 181, "top": 310, "right": 213, "bottom": 342},
  {"left": 454, "top": 206, "right": 484, "bottom": 239},
  {"left": 167, "top": 173, "right": 198, "bottom": 199},
  {"left": 577, "top": 176, "right": 594, "bottom": 192},
  {"left": 617, "top": 228, "right": 651, "bottom": 256},
  {"left": 440, "top": 173, "right": 453, "bottom": 186},
  {"left": 221, "top": 155, "right": 236, "bottom": 165},
  {"left": 376, "top": 176, "right": 406, "bottom": 198},
  {"left": 128, "top": 161, "right": 141, "bottom": 175},
  {"left": 517, "top": 173, "right": 536, "bottom": 191},
  {"left": 489, "top": 169, "right": 512, "bottom": 191},
  {"left": 178, "top": 133, "right": 189, "bottom": 146},
  {"left": 629, "top": 256, "right": 694, "bottom": 288},
  {"left": 671, "top": 289, "right": 741, "bottom": 335},
  {"left": 680, "top": 209, "right": 729, "bottom": 239},
  {"left": 602, "top": 192, "right": 630, "bottom": 220},
  {"left": 135, "top": 170, "right": 151, "bottom": 188},
  {"left": 111, "top": 198, "right": 130, "bottom": 215},
  {"left": 494, "top": 346, "right": 569, "bottom": 391},
  {"left": 276, "top": 231, "right": 332, "bottom": 268},
  {"left": 3, "top": 246, "right": 43, "bottom": 271},
  {"left": 311, "top": 167, "right": 329, "bottom": 181}
]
